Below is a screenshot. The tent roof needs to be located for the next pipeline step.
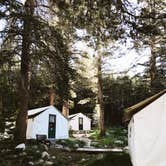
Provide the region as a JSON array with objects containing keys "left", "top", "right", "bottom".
[
  {"left": 69, "top": 112, "right": 91, "bottom": 120},
  {"left": 124, "top": 89, "right": 166, "bottom": 123},
  {"left": 68, "top": 113, "right": 79, "bottom": 119},
  {"left": 28, "top": 106, "right": 68, "bottom": 120}
]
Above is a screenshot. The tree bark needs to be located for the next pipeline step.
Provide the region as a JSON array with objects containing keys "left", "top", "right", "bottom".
[
  {"left": 149, "top": 42, "right": 157, "bottom": 87},
  {"left": 0, "top": 95, "right": 4, "bottom": 133},
  {"left": 62, "top": 100, "right": 69, "bottom": 117},
  {"left": 97, "top": 51, "right": 105, "bottom": 137},
  {"left": 14, "top": 0, "right": 34, "bottom": 143},
  {"left": 49, "top": 88, "right": 55, "bottom": 105},
  {"left": 148, "top": 0, "right": 157, "bottom": 91}
]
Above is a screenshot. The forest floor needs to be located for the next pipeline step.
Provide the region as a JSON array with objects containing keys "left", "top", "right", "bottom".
[
  {"left": 0, "top": 144, "right": 132, "bottom": 166},
  {"left": 0, "top": 128, "right": 132, "bottom": 166}
]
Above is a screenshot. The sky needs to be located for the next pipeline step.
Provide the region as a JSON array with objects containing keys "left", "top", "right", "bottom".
[
  {"left": 73, "top": 33, "right": 150, "bottom": 77},
  {"left": 0, "top": 0, "right": 150, "bottom": 77}
]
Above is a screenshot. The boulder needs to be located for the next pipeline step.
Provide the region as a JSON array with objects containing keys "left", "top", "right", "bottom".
[
  {"left": 40, "top": 144, "right": 49, "bottom": 151},
  {"left": 15, "top": 143, "right": 26, "bottom": 150},
  {"left": 36, "top": 159, "right": 44, "bottom": 164},
  {"left": 51, "top": 156, "right": 56, "bottom": 159},
  {"left": 28, "top": 161, "right": 34, "bottom": 166},
  {"left": 44, "top": 161, "right": 54, "bottom": 165},
  {"left": 64, "top": 147, "right": 71, "bottom": 152},
  {"left": 55, "top": 144, "right": 63, "bottom": 149},
  {"left": 73, "top": 144, "right": 79, "bottom": 148},
  {"left": 42, "top": 151, "right": 50, "bottom": 160}
]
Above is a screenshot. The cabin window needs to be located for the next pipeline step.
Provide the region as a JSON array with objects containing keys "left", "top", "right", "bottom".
[
  {"left": 79, "top": 117, "right": 83, "bottom": 130},
  {"left": 48, "top": 114, "right": 56, "bottom": 138},
  {"left": 49, "top": 115, "right": 55, "bottom": 123}
]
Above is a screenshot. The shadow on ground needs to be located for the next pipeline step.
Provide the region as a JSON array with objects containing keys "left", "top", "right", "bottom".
[{"left": 87, "top": 152, "right": 132, "bottom": 166}]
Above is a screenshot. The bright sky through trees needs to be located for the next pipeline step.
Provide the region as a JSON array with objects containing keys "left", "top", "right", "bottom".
[{"left": 0, "top": 0, "right": 151, "bottom": 77}]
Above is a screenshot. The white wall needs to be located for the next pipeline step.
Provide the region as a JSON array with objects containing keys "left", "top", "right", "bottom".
[
  {"left": 130, "top": 94, "right": 166, "bottom": 166},
  {"left": 69, "top": 113, "right": 91, "bottom": 131},
  {"left": 26, "top": 118, "right": 34, "bottom": 139},
  {"left": 26, "top": 106, "right": 69, "bottom": 140},
  {"left": 128, "top": 118, "right": 138, "bottom": 166}
]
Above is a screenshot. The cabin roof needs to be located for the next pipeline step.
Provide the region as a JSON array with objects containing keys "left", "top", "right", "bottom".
[
  {"left": 69, "top": 112, "right": 91, "bottom": 120},
  {"left": 68, "top": 113, "right": 79, "bottom": 119},
  {"left": 28, "top": 105, "right": 68, "bottom": 120},
  {"left": 124, "top": 89, "right": 166, "bottom": 123}
]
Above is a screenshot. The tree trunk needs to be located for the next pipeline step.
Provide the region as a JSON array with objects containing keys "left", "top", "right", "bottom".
[
  {"left": 62, "top": 100, "right": 69, "bottom": 117},
  {"left": 14, "top": 0, "right": 34, "bottom": 143},
  {"left": 0, "top": 95, "right": 5, "bottom": 133},
  {"left": 149, "top": 32, "right": 157, "bottom": 92},
  {"left": 49, "top": 89, "right": 55, "bottom": 105},
  {"left": 97, "top": 52, "right": 105, "bottom": 137},
  {"left": 149, "top": 1, "right": 157, "bottom": 92}
]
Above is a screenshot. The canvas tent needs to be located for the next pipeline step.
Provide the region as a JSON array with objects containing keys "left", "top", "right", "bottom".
[
  {"left": 69, "top": 113, "right": 91, "bottom": 131},
  {"left": 124, "top": 89, "right": 166, "bottom": 166},
  {"left": 26, "top": 106, "right": 69, "bottom": 140}
]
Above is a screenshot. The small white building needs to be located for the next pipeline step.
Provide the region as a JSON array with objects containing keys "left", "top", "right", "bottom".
[
  {"left": 69, "top": 113, "right": 91, "bottom": 131},
  {"left": 26, "top": 106, "right": 69, "bottom": 140},
  {"left": 124, "top": 89, "right": 166, "bottom": 166}
]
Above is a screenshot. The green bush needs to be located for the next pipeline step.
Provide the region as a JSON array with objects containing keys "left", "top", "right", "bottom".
[{"left": 89, "top": 127, "right": 128, "bottom": 148}]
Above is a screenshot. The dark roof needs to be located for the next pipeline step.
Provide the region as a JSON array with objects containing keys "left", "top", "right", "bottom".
[{"left": 124, "top": 89, "right": 166, "bottom": 123}]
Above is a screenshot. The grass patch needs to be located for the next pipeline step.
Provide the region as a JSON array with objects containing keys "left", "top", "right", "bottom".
[
  {"left": 90, "top": 127, "right": 128, "bottom": 148},
  {"left": 56, "top": 138, "right": 86, "bottom": 148}
]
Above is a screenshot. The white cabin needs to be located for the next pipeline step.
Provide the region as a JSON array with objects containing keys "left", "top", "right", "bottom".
[
  {"left": 26, "top": 106, "right": 69, "bottom": 140},
  {"left": 124, "top": 90, "right": 166, "bottom": 166},
  {"left": 69, "top": 113, "right": 91, "bottom": 131}
]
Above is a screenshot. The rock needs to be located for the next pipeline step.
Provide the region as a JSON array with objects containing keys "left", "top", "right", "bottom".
[
  {"left": 15, "top": 143, "right": 26, "bottom": 150},
  {"left": 40, "top": 144, "right": 49, "bottom": 151},
  {"left": 32, "top": 145, "right": 38, "bottom": 150},
  {"left": 1, "top": 149, "right": 5, "bottom": 153},
  {"left": 44, "top": 161, "right": 54, "bottom": 165},
  {"left": 61, "top": 140, "right": 66, "bottom": 143},
  {"left": 19, "top": 152, "right": 27, "bottom": 156},
  {"left": 123, "top": 146, "right": 129, "bottom": 153},
  {"left": 64, "top": 147, "right": 71, "bottom": 152},
  {"left": 74, "top": 144, "right": 79, "bottom": 148},
  {"left": 83, "top": 145, "right": 91, "bottom": 148},
  {"left": 42, "top": 151, "right": 50, "bottom": 159},
  {"left": 51, "top": 156, "right": 56, "bottom": 159},
  {"left": 91, "top": 141, "right": 99, "bottom": 147},
  {"left": 37, "top": 159, "right": 44, "bottom": 164},
  {"left": 81, "top": 158, "right": 85, "bottom": 161},
  {"left": 115, "top": 140, "right": 123, "bottom": 144},
  {"left": 55, "top": 144, "right": 63, "bottom": 149},
  {"left": 13, "top": 154, "right": 18, "bottom": 158},
  {"left": 28, "top": 161, "right": 34, "bottom": 166}
]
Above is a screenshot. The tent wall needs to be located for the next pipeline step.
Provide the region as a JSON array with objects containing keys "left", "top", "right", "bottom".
[
  {"left": 128, "top": 118, "right": 138, "bottom": 166},
  {"left": 130, "top": 94, "right": 166, "bottom": 166},
  {"left": 26, "top": 106, "right": 69, "bottom": 140},
  {"left": 69, "top": 113, "right": 91, "bottom": 131},
  {"left": 26, "top": 118, "right": 35, "bottom": 139}
]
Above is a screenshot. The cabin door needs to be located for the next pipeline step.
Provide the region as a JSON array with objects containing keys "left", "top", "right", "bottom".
[
  {"left": 48, "top": 114, "right": 56, "bottom": 139},
  {"left": 79, "top": 117, "right": 83, "bottom": 130}
]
